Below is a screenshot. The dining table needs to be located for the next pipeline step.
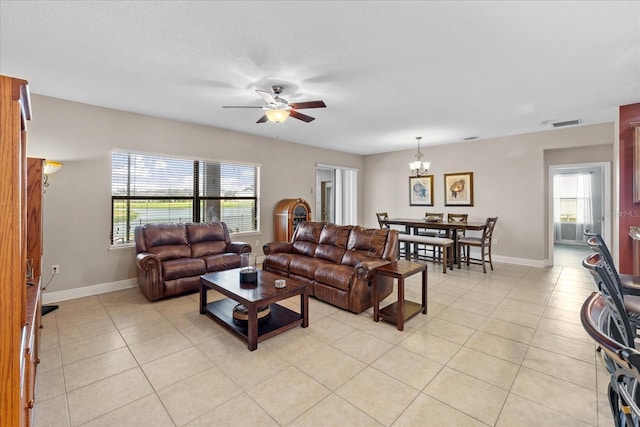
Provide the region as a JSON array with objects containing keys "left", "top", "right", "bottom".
[{"left": 380, "top": 217, "right": 487, "bottom": 265}]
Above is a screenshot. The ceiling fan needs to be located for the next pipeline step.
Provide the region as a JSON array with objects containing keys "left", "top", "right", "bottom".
[{"left": 223, "top": 85, "right": 326, "bottom": 124}]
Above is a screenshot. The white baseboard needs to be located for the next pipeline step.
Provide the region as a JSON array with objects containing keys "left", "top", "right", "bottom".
[
  {"left": 492, "top": 255, "right": 546, "bottom": 268},
  {"left": 42, "top": 278, "right": 138, "bottom": 304}
]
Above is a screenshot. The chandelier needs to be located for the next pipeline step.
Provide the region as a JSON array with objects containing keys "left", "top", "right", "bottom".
[{"left": 409, "top": 137, "right": 431, "bottom": 177}]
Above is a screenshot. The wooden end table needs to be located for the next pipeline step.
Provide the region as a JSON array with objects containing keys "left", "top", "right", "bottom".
[
  {"left": 373, "top": 260, "right": 427, "bottom": 331},
  {"left": 200, "top": 268, "right": 309, "bottom": 351}
]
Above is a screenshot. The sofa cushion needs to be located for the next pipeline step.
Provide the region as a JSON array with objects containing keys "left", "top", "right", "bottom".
[
  {"left": 162, "top": 257, "right": 206, "bottom": 280},
  {"left": 187, "top": 222, "right": 227, "bottom": 244},
  {"left": 191, "top": 241, "right": 227, "bottom": 258},
  {"left": 341, "top": 226, "right": 389, "bottom": 266},
  {"left": 342, "top": 251, "right": 381, "bottom": 267},
  {"left": 202, "top": 253, "right": 241, "bottom": 272},
  {"left": 315, "top": 244, "right": 346, "bottom": 264},
  {"left": 149, "top": 244, "right": 191, "bottom": 261},
  {"left": 314, "top": 264, "right": 354, "bottom": 292},
  {"left": 292, "top": 240, "right": 318, "bottom": 257},
  {"left": 346, "top": 226, "right": 388, "bottom": 256},
  {"left": 294, "top": 221, "right": 325, "bottom": 243},
  {"left": 143, "top": 224, "right": 188, "bottom": 248},
  {"left": 187, "top": 223, "right": 228, "bottom": 257},
  {"left": 289, "top": 256, "right": 332, "bottom": 280},
  {"left": 264, "top": 252, "right": 296, "bottom": 272},
  {"left": 319, "top": 223, "right": 352, "bottom": 247},
  {"left": 315, "top": 224, "right": 350, "bottom": 263}
]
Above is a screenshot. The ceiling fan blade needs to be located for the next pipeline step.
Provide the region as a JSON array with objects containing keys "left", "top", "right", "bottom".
[
  {"left": 289, "top": 100, "right": 326, "bottom": 109},
  {"left": 256, "top": 89, "right": 276, "bottom": 104},
  {"left": 290, "top": 110, "right": 315, "bottom": 123},
  {"left": 256, "top": 115, "right": 268, "bottom": 123},
  {"left": 222, "top": 105, "right": 263, "bottom": 109}
]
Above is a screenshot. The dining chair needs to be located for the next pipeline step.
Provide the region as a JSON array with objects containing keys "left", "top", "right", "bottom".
[
  {"left": 419, "top": 212, "right": 443, "bottom": 236},
  {"left": 447, "top": 213, "right": 468, "bottom": 222},
  {"left": 376, "top": 212, "right": 389, "bottom": 229},
  {"left": 446, "top": 213, "right": 468, "bottom": 255},
  {"left": 581, "top": 291, "right": 640, "bottom": 426},
  {"left": 416, "top": 212, "right": 443, "bottom": 260},
  {"left": 458, "top": 217, "right": 498, "bottom": 273},
  {"left": 376, "top": 212, "right": 406, "bottom": 257},
  {"left": 585, "top": 230, "right": 640, "bottom": 296}
]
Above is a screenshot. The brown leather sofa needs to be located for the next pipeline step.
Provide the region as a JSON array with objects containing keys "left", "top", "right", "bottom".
[
  {"left": 262, "top": 222, "right": 399, "bottom": 313},
  {"left": 134, "top": 222, "right": 251, "bottom": 301}
]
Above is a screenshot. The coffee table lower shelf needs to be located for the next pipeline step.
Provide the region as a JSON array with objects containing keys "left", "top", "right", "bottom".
[{"left": 203, "top": 298, "right": 303, "bottom": 347}]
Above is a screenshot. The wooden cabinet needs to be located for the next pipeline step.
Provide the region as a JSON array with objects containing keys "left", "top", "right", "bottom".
[
  {"left": 0, "top": 74, "right": 42, "bottom": 427},
  {"left": 273, "top": 198, "right": 312, "bottom": 242}
]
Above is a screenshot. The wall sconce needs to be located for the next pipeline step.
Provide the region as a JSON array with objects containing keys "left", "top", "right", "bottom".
[
  {"left": 409, "top": 137, "right": 431, "bottom": 177},
  {"left": 43, "top": 160, "right": 63, "bottom": 187}
]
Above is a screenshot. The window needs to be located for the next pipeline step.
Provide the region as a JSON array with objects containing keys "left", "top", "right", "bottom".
[
  {"left": 111, "top": 151, "right": 259, "bottom": 245},
  {"left": 559, "top": 198, "right": 577, "bottom": 223},
  {"left": 553, "top": 172, "right": 594, "bottom": 242},
  {"left": 554, "top": 174, "right": 591, "bottom": 223}
]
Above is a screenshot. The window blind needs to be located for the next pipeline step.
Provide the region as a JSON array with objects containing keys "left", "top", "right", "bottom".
[{"left": 111, "top": 151, "right": 259, "bottom": 244}]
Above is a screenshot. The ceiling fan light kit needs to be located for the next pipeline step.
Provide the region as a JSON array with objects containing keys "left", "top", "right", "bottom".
[
  {"left": 265, "top": 109, "right": 290, "bottom": 123},
  {"left": 223, "top": 85, "right": 326, "bottom": 124}
]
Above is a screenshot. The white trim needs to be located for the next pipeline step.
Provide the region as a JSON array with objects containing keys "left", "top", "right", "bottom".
[
  {"left": 109, "top": 242, "right": 135, "bottom": 251},
  {"left": 42, "top": 278, "right": 138, "bottom": 304},
  {"left": 492, "top": 255, "right": 546, "bottom": 268},
  {"left": 548, "top": 161, "right": 611, "bottom": 267}
]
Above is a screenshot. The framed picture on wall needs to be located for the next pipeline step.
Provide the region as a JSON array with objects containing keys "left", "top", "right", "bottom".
[
  {"left": 444, "top": 172, "right": 474, "bottom": 206},
  {"left": 409, "top": 175, "right": 434, "bottom": 206}
]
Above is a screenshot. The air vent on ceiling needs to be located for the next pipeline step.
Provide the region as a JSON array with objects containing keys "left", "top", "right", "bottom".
[{"left": 552, "top": 119, "right": 581, "bottom": 128}]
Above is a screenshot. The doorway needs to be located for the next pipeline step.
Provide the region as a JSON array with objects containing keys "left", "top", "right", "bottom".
[
  {"left": 548, "top": 162, "right": 610, "bottom": 266},
  {"left": 320, "top": 181, "right": 333, "bottom": 222},
  {"left": 315, "top": 164, "right": 358, "bottom": 225}
]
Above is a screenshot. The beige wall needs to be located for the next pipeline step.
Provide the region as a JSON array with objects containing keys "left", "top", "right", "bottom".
[
  {"left": 363, "top": 123, "right": 614, "bottom": 264},
  {"left": 29, "top": 92, "right": 616, "bottom": 295},
  {"left": 28, "top": 94, "right": 363, "bottom": 293}
]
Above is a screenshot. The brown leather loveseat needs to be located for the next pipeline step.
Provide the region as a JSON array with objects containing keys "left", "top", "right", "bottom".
[
  {"left": 262, "top": 222, "right": 399, "bottom": 313},
  {"left": 134, "top": 222, "right": 251, "bottom": 301}
]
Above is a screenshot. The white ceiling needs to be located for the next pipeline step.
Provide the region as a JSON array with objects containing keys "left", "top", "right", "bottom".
[{"left": 1, "top": 1, "right": 639, "bottom": 155}]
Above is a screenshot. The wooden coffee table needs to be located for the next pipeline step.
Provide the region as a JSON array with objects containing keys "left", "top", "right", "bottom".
[{"left": 200, "top": 268, "right": 309, "bottom": 351}]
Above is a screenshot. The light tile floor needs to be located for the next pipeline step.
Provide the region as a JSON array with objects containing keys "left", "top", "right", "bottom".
[{"left": 34, "top": 248, "right": 612, "bottom": 426}]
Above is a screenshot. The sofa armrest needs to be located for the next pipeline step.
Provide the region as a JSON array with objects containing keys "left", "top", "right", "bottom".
[
  {"left": 354, "top": 259, "right": 392, "bottom": 281},
  {"left": 263, "top": 241, "right": 293, "bottom": 256},
  {"left": 135, "top": 252, "right": 163, "bottom": 301},
  {"left": 227, "top": 241, "right": 252, "bottom": 254}
]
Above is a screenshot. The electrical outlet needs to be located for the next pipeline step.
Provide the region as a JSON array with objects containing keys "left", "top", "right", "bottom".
[
  {"left": 51, "top": 264, "right": 59, "bottom": 273},
  {"left": 255, "top": 240, "right": 260, "bottom": 249},
  {"left": 492, "top": 238, "right": 498, "bottom": 245}
]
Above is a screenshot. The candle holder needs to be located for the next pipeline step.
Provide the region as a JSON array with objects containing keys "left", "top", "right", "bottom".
[{"left": 239, "top": 253, "right": 257, "bottom": 283}]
